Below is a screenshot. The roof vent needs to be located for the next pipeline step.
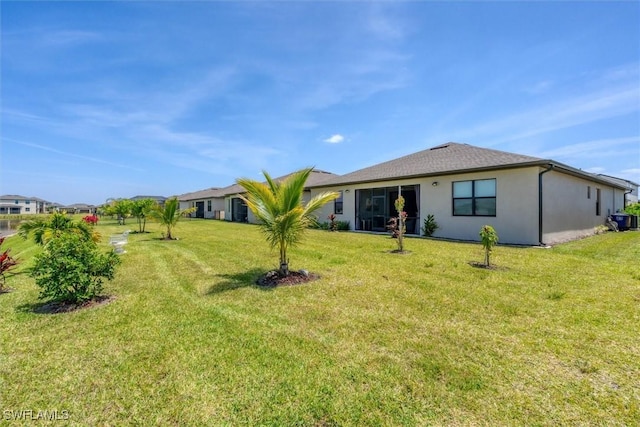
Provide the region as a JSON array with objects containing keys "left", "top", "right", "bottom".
[{"left": 430, "top": 143, "right": 450, "bottom": 150}]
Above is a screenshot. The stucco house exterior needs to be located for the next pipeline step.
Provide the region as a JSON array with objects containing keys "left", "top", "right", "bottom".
[
  {"left": 179, "top": 170, "right": 339, "bottom": 223},
  {"left": 307, "top": 142, "right": 627, "bottom": 246},
  {"left": 597, "top": 175, "right": 639, "bottom": 206},
  {"left": 179, "top": 187, "right": 226, "bottom": 219},
  {"left": 0, "top": 195, "right": 49, "bottom": 214}
]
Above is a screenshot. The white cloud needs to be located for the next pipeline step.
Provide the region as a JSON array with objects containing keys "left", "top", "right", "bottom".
[{"left": 324, "top": 134, "right": 345, "bottom": 144}]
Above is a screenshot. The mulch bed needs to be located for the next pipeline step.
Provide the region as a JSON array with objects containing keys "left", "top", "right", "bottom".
[
  {"left": 468, "top": 261, "right": 508, "bottom": 271},
  {"left": 256, "top": 270, "right": 319, "bottom": 287},
  {"left": 33, "top": 295, "right": 115, "bottom": 314}
]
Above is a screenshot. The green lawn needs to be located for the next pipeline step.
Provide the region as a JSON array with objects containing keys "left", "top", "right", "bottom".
[{"left": 1, "top": 219, "right": 639, "bottom": 425}]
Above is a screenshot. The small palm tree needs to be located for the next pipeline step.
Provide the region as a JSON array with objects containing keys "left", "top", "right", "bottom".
[
  {"left": 19, "top": 212, "right": 95, "bottom": 245},
  {"left": 148, "top": 198, "right": 195, "bottom": 240},
  {"left": 237, "top": 168, "right": 339, "bottom": 276}
]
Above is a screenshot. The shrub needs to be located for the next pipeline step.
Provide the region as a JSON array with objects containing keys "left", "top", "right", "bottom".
[
  {"left": 19, "top": 212, "right": 96, "bottom": 245},
  {"left": 422, "top": 214, "right": 439, "bottom": 237},
  {"left": 30, "top": 233, "right": 120, "bottom": 303},
  {"left": 336, "top": 220, "right": 350, "bottom": 231},
  {"left": 0, "top": 237, "right": 18, "bottom": 290},
  {"left": 479, "top": 225, "right": 499, "bottom": 267},
  {"left": 624, "top": 202, "right": 640, "bottom": 217},
  {"left": 82, "top": 214, "right": 99, "bottom": 225}
]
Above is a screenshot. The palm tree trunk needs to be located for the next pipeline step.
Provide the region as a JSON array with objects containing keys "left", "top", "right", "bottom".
[{"left": 279, "top": 243, "right": 288, "bottom": 276}]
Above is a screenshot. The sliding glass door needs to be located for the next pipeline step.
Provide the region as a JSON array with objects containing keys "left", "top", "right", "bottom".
[{"left": 355, "top": 185, "right": 420, "bottom": 233}]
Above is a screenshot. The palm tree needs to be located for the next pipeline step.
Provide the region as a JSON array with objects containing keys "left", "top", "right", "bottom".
[
  {"left": 148, "top": 198, "right": 195, "bottom": 240},
  {"left": 18, "top": 211, "right": 96, "bottom": 245},
  {"left": 236, "top": 168, "right": 338, "bottom": 276}
]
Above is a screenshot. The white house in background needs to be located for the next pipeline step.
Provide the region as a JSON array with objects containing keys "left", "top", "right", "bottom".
[
  {"left": 307, "top": 142, "right": 627, "bottom": 246},
  {"left": 0, "top": 195, "right": 49, "bottom": 214}
]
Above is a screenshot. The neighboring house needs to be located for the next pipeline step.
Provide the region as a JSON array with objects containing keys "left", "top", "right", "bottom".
[
  {"left": 597, "top": 175, "right": 639, "bottom": 207},
  {"left": 46, "top": 202, "right": 65, "bottom": 213},
  {"left": 307, "top": 142, "right": 627, "bottom": 246},
  {"left": 224, "top": 169, "right": 339, "bottom": 224},
  {"left": 64, "top": 203, "right": 95, "bottom": 214},
  {"left": 0, "top": 195, "right": 49, "bottom": 214},
  {"left": 178, "top": 188, "right": 225, "bottom": 219}
]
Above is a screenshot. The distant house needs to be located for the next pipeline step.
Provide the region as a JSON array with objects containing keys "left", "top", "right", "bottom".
[
  {"left": 0, "top": 195, "right": 49, "bottom": 214},
  {"left": 597, "top": 175, "right": 639, "bottom": 206},
  {"left": 63, "top": 203, "right": 96, "bottom": 214},
  {"left": 178, "top": 188, "right": 226, "bottom": 219},
  {"left": 307, "top": 142, "right": 627, "bottom": 246}
]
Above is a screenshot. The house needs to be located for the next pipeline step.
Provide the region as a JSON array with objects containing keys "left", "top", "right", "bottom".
[
  {"left": 224, "top": 169, "right": 339, "bottom": 223},
  {"left": 307, "top": 142, "right": 628, "bottom": 246},
  {"left": 597, "top": 175, "right": 639, "bottom": 207},
  {"left": 0, "top": 195, "right": 50, "bottom": 214},
  {"left": 179, "top": 170, "right": 339, "bottom": 223},
  {"left": 63, "top": 203, "right": 96, "bottom": 214},
  {"left": 178, "top": 188, "right": 226, "bottom": 219}
]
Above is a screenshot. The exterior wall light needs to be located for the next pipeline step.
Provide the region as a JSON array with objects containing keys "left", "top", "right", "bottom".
[{"left": 432, "top": 181, "right": 439, "bottom": 186}]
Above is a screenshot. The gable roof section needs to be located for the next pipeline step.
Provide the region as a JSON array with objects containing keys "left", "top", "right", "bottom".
[
  {"left": 224, "top": 169, "right": 339, "bottom": 196},
  {"left": 310, "top": 142, "right": 627, "bottom": 190},
  {"left": 178, "top": 187, "right": 225, "bottom": 202}
]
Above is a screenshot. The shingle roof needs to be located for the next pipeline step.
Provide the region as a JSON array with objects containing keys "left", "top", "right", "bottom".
[
  {"left": 596, "top": 174, "right": 639, "bottom": 188},
  {"left": 178, "top": 187, "right": 226, "bottom": 201},
  {"left": 224, "top": 169, "right": 339, "bottom": 196},
  {"left": 311, "top": 142, "right": 547, "bottom": 187}
]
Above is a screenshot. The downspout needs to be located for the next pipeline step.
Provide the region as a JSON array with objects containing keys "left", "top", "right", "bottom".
[
  {"left": 538, "top": 164, "right": 554, "bottom": 246},
  {"left": 623, "top": 188, "right": 632, "bottom": 209}
]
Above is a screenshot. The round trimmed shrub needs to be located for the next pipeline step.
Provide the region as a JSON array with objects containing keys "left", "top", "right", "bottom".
[{"left": 30, "top": 233, "right": 120, "bottom": 303}]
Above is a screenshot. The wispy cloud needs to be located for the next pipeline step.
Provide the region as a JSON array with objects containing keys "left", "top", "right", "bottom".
[
  {"left": 324, "top": 134, "right": 344, "bottom": 144},
  {"left": 447, "top": 83, "right": 639, "bottom": 147},
  {"left": 43, "top": 30, "right": 103, "bottom": 46},
  {"left": 538, "top": 136, "right": 639, "bottom": 159},
  {"left": 5, "top": 138, "right": 145, "bottom": 171}
]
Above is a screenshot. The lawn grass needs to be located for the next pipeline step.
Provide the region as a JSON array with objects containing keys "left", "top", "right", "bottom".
[{"left": 1, "top": 218, "right": 638, "bottom": 425}]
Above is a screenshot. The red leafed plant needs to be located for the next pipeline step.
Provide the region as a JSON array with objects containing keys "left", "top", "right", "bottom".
[
  {"left": 0, "top": 237, "right": 18, "bottom": 290},
  {"left": 82, "top": 215, "right": 99, "bottom": 226}
]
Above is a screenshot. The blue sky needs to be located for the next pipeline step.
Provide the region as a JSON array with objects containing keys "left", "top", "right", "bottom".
[{"left": 2, "top": 1, "right": 639, "bottom": 205}]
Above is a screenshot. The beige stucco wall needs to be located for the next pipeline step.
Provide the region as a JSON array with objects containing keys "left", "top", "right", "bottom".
[
  {"left": 180, "top": 197, "right": 225, "bottom": 219},
  {"left": 311, "top": 167, "right": 541, "bottom": 245},
  {"left": 541, "top": 170, "right": 624, "bottom": 244}
]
